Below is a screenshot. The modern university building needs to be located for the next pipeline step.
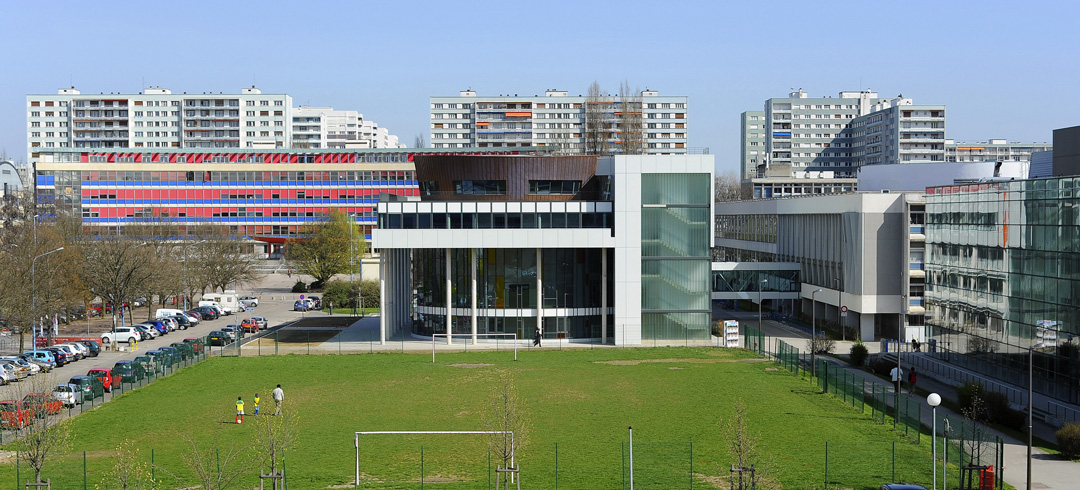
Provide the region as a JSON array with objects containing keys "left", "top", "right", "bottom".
[{"left": 373, "top": 154, "right": 714, "bottom": 346}]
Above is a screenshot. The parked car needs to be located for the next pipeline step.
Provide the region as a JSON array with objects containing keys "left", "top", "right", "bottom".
[
  {"left": 250, "top": 316, "right": 268, "bottom": 330},
  {"left": 221, "top": 326, "right": 240, "bottom": 340},
  {"left": 0, "top": 357, "right": 38, "bottom": 377},
  {"left": 54, "top": 344, "right": 82, "bottom": 361},
  {"left": 239, "top": 295, "right": 259, "bottom": 307},
  {"left": 53, "top": 383, "right": 83, "bottom": 407},
  {"left": 183, "top": 338, "right": 205, "bottom": 354},
  {"left": 68, "top": 375, "right": 105, "bottom": 401},
  {"left": 185, "top": 310, "right": 204, "bottom": 321},
  {"left": 76, "top": 340, "right": 102, "bottom": 357},
  {"left": 0, "top": 400, "right": 33, "bottom": 428},
  {"left": 101, "top": 326, "right": 142, "bottom": 344},
  {"left": 308, "top": 296, "right": 322, "bottom": 309},
  {"left": 22, "top": 393, "right": 62, "bottom": 418},
  {"left": 1, "top": 362, "right": 28, "bottom": 380},
  {"left": 133, "top": 324, "right": 158, "bottom": 339},
  {"left": 0, "top": 365, "right": 18, "bottom": 384},
  {"left": 142, "top": 320, "right": 168, "bottom": 335},
  {"left": 61, "top": 342, "right": 90, "bottom": 359},
  {"left": 23, "top": 350, "right": 58, "bottom": 367},
  {"left": 293, "top": 300, "right": 309, "bottom": 312},
  {"left": 193, "top": 306, "right": 219, "bottom": 320},
  {"left": 157, "top": 347, "right": 180, "bottom": 367},
  {"left": 240, "top": 318, "right": 259, "bottom": 333},
  {"left": 132, "top": 356, "right": 156, "bottom": 377},
  {"left": 207, "top": 331, "right": 229, "bottom": 346},
  {"left": 43, "top": 347, "right": 70, "bottom": 367},
  {"left": 169, "top": 342, "right": 194, "bottom": 360},
  {"left": 19, "top": 354, "right": 53, "bottom": 373},
  {"left": 87, "top": 368, "right": 119, "bottom": 393},
  {"left": 168, "top": 315, "right": 192, "bottom": 330},
  {"left": 112, "top": 361, "right": 144, "bottom": 383}
]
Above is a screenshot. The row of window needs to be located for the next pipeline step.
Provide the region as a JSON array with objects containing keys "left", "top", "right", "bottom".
[{"left": 381, "top": 211, "right": 612, "bottom": 230}]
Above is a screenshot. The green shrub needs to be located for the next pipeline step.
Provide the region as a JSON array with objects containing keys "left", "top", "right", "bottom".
[
  {"left": 868, "top": 356, "right": 895, "bottom": 377},
  {"left": 309, "top": 280, "right": 325, "bottom": 291},
  {"left": 291, "top": 280, "right": 308, "bottom": 293},
  {"left": 1057, "top": 423, "right": 1080, "bottom": 460},
  {"left": 711, "top": 321, "right": 723, "bottom": 337},
  {"left": 849, "top": 343, "right": 869, "bottom": 367}
]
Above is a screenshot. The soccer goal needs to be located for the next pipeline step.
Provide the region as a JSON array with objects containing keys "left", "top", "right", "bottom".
[
  {"left": 431, "top": 332, "right": 520, "bottom": 362},
  {"left": 354, "top": 430, "right": 516, "bottom": 487}
]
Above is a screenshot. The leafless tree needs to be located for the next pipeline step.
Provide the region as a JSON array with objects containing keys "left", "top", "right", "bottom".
[
  {"left": 194, "top": 231, "right": 260, "bottom": 294},
  {"left": 100, "top": 439, "right": 155, "bottom": 489},
  {"left": 715, "top": 172, "right": 750, "bottom": 202},
  {"left": 13, "top": 373, "right": 72, "bottom": 486},
  {"left": 482, "top": 372, "right": 528, "bottom": 490},
  {"left": 618, "top": 80, "right": 645, "bottom": 155},
  {"left": 414, "top": 133, "right": 426, "bottom": 149},
  {"left": 81, "top": 236, "right": 158, "bottom": 329},
  {"left": 178, "top": 429, "right": 258, "bottom": 490},
  {"left": 961, "top": 396, "right": 992, "bottom": 466},
  {"left": 721, "top": 398, "right": 780, "bottom": 490},
  {"left": 584, "top": 81, "right": 611, "bottom": 155},
  {"left": 254, "top": 402, "right": 296, "bottom": 489}
]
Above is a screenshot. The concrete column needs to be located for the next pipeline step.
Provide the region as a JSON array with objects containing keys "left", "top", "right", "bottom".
[
  {"left": 379, "top": 251, "right": 386, "bottom": 345},
  {"left": 536, "top": 248, "right": 543, "bottom": 336},
  {"left": 602, "top": 249, "right": 608, "bottom": 345},
  {"left": 470, "top": 248, "right": 477, "bottom": 345},
  {"left": 445, "top": 248, "right": 453, "bottom": 344}
]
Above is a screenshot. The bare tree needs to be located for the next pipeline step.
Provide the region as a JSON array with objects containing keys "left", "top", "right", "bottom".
[
  {"left": 721, "top": 398, "right": 780, "bottom": 490},
  {"left": 413, "top": 133, "right": 426, "bottom": 149},
  {"left": 81, "top": 237, "right": 158, "bottom": 329},
  {"left": 482, "top": 372, "right": 528, "bottom": 490},
  {"left": 584, "top": 81, "right": 611, "bottom": 155},
  {"left": 100, "top": 439, "right": 155, "bottom": 489},
  {"left": 715, "top": 172, "right": 750, "bottom": 202},
  {"left": 618, "top": 81, "right": 645, "bottom": 155},
  {"left": 194, "top": 231, "right": 260, "bottom": 293},
  {"left": 254, "top": 402, "right": 296, "bottom": 489},
  {"left": 178, "top": 430, "right": 258, "bottom": 490},
  {"left": 13, "top": 373, "right": 72, "bottom": 486}
]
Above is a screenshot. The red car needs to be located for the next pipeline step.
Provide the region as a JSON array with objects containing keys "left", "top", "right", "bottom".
[
  {"left": 184, "top": 338, "right": 204, "bottom": 354},
  {"left": 240, "top": 319, "right": 259, "bottom": 334},
  {"left": 87, "top": 368, "right": 119, "bottom": 393},
  {"left": 0, "top": 400, "right": 33, "bottom": 428},
  {"left": 21, "top": 393, "right": 62, "bottom": 418}
]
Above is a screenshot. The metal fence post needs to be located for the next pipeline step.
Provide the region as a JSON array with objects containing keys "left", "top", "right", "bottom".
[
  {"left": 824, "top": 440, "right": 828, "bottom": 488},
  {"left": 892, "top": 440, "right": 896, "bottom": 483},
  {"left": 555, "top": 442, "right": 559, "bottom": 490}
]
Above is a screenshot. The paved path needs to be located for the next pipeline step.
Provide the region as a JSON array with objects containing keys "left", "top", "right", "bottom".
[{"left": 712, "top": 308, "right": 1080, "bottom": 490}]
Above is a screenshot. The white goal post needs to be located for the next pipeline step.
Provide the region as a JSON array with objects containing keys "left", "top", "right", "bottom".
[
  {"left": 431, "top": 332, "right": 519, "bottom": 362},
  {"left": 354, "top": 430, "right": 515, "bottom": 487}
]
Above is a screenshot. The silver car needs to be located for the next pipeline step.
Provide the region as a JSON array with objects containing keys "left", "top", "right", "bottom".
[
  {"left": 0, "top": 363, "right": 21, "bottom": 383},
  {"left": 52, "top": 383, "right": 83, "bottom": 407},
  {"left": 0, "top": 357, "right": 39, "bottom": 376}
]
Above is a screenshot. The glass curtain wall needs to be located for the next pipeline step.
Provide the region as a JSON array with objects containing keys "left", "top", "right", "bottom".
[{"left": 640, "top": 173, "right": 712, "bottom": 343}]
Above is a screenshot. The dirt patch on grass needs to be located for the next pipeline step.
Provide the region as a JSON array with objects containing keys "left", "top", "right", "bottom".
[
  {"left": 448, "top": 363, "right": 494, "bottom": 368},
  {"left": 669, "top": 367, "right": 684, "bottom": 370}
]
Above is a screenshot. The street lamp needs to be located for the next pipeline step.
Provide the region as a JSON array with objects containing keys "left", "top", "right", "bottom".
[
  {"left": 811, "top": 288, "right": 824, "bottom": 379},
  {"left": 758, "top": 278, "right": 768, "bottom": 332},
  {"left": 32, "top": 246, "right": 65, "bottom": 349},
  {"left": 927, "top": 392, "right": 941, "bottom": 490}
]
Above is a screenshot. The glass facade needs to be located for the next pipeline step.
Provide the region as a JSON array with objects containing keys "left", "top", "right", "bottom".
[
  {"left": 640, "top": 173, "right": 712, "bottom": 342},
  {"left": 712, "top": 270, "right": 800, "bottom": 293},
  {"left": 410, "top": 248, "right": 613, "bottom": 341},
  {"left": 925, "top": 178, "right": 1080, "bottom": 403}
]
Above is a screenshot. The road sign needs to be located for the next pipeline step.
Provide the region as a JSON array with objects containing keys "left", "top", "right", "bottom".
[
  {"left": 840, "top": 305, "right": 848, "bottom": 316},
  {"left": 300, "top": 294, "right": 305, "bottom": 299}
]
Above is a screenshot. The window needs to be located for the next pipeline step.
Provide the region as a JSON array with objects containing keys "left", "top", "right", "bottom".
[
  {"left": 31, "top": 111, "right": 40, "bottom": 117},
  {"left": 454, "top": 180, "right": 507, "bottom": 195},
  {"left": 529, "top": 180, "right": 581, "bottom": 195}
]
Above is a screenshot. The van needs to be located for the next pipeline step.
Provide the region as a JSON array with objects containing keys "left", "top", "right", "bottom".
[
  {"left": 155, "top": 308, "right": 185, "bottom": 319},
  {"left": 203, "top": 292, "right": 242, "bottom": 314}
]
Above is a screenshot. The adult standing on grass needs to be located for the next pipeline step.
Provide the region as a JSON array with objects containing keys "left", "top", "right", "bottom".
[{"left": 272, "top": 384, "right": 284, "bottom": 415}]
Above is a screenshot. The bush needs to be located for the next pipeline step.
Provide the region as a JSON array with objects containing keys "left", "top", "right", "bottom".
[
  {"left": 868, "top": 356, "right": 895, "bottom": 377},
  {"left": 849, "top": 343, "right": 869, "bottom": 367},
  {"left": 711, "top": 321, "right": 723, "bottom": 337},
  {"left": 316, "top": 279, "right": 381, "bottom": 309},
  {"left": 807, "top": 334, "right": 835, "bottom": 355},
  {"left": 291, "top": 280, "right": 308, "bottom": 293},
  {"left": 1057, "top": 423, "right": 1080, "bottom": 460},
  {"left": 309, "top": 280, "right": 325, "bottom": 291},
  {"left": 957, "top": 381, "right": 984, "bottom": 412}
]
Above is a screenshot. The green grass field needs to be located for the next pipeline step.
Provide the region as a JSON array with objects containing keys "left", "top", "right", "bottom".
[{"left": 0, "top": 347, "right": 937, "bottom": 489}]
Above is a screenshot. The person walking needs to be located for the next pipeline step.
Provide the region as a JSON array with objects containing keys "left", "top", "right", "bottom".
[
  {"left": 889, "top": 365, "right": 904, "bottom": 394},
  {"left": 907, "top": 366, "right": 918, "bottom": 395},
  {"left": 236, "top": 396, "right": 245, "bottom": 424},
  {"left": 272, "top": 384, "right": 284, "bottom": 415},
  {"left": 288, "top": 268, "right": 293, "bottom": 278},
  {"left": 253, "top": 393, "right": 260, "bottom": 416},
  {"left": 533, "top": 326, "right": 541, "bottom": 347},
  {"left": 912, "top": 337, "right": 921, "bottom": 352}
]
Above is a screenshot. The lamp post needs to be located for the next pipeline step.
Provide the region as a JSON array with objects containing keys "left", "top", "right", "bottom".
[
  {"left": 31, "top": 247, "right": 65, "bottom": 349},
  {"left": 811, "top": 288, "right": 823, "bottom": 379},
  {"left": 835, "top": 278, "right": 843, "bottom": 341},
  {"left": 758, "top": 278, "right": 768, "bottom": 332},
  {"left": 1028, "top": 345, "right": 1033, "bottom": 490},
  {"left": 928, "top": 393, "right": 941, "bottom": 490}
]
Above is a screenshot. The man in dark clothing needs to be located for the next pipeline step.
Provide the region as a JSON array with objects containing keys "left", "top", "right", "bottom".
[{"left": 533, "top": 326, "right": 542, "bottom": 347}]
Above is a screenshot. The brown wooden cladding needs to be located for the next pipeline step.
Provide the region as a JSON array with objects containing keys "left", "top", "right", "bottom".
[{"left": 414, "top": 155, "right": 598, "bottom": 201}]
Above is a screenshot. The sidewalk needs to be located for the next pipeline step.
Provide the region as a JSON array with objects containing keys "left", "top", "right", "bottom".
[{"left": 727, "top": 312, "right": 1080, "bottom": 490}]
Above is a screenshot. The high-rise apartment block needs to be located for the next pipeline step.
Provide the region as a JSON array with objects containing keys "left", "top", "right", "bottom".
[
  {"left": 944, "top": 139, "right": 1052, "bottom": 163},
  {"left": 291, "top": 106, "right": 403, "bottom": 149},
  {"left": 27, "top": 86, "right": 403, "bottom": 164},
  {"left": 430, "top": 89, "right": 689, "bottom": 154},
  {"left": 743, "top": 90, "right": 947, "bottom": 198}
]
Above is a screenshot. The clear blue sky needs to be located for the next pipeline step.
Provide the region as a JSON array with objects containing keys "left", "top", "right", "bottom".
[{"left": 2, "top": 0, "right": 1078, "bottom": 175}]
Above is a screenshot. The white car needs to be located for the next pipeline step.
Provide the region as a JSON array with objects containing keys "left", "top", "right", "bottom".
[
  {"left": 53, "top": 344, "right": 81, "bottom": 361},
  {"left": 101, "top": 326, "right": 142, "bottom": 344},
  {"left": 0, "top": 363, "right": 23, "bottom": 382},
  {"left": 239, "top": 295, "right": 259, "bottom": 307},
  {"left": 61, "top": 342, "right": 90, "bottom": 359},
  {"left": 53, "top": 383, "right": 83, "bottom": 407},
  {"left": 134, "top": 324, "right": 159, "bottom": 339},
  {"left": 250, "top": 316, "right": 268, "bottom": 330},
  {"left": 0, "top": 357, "right": 39, "bottom": 376}
]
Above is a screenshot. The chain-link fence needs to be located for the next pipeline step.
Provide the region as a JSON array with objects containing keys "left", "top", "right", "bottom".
[{"left": 814, "top": 359, "right": 921, "bottom": 442}]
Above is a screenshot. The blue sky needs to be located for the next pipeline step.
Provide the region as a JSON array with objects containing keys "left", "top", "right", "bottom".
[{"left": 2, "top": 0, "right": 1078, "bottom": 175}]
